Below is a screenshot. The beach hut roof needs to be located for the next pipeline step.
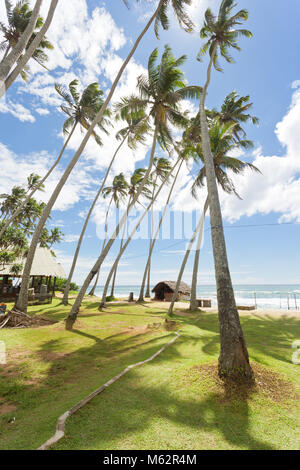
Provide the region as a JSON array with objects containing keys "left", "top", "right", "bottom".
[
  {"left": 0, "top": 248, "right": 65, "bottom": 277},
  {"left": 152, "top": 281, "right": 191, "bottom": 295}
]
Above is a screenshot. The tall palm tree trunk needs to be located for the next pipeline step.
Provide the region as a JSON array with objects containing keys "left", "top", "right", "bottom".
[
  {"left": 1, "top": 45, "right": 11, "bottom": 63},
  {"left": 0, "top": 122, "right": 78, "bottom": 239},
  {"left": 138, "top": 159, "right": 182, "bottom": 302},
  {"left": 189, "top": 198, "right": 209, "bottom": 310},
  {"left": 65, "top": 125, "right": 159, "bottom": 329},
  {"left": 3, "top": 0, "right": 59, "bottom": 97},
  {"left": 145, "top": 263, "right": 151, "bottom": 297},
  {"left": 110, "top": 216, "right": 127, "bottom": 298},
  {"left": 199, "top": 46, "right": 253, "bottom": 379},
  {"left": 62, "top": 134, "right": 128, "bottom": 305},
  {"left": 99, "top": 159, "right": 178, "bottom": 310},
  {"left": 168, "top": 196, "right": 208, "bottom": 316},
  {"left": 144, "top": 181, "right": 156, "bottom": 297},
  {"left": 88, "top": 268, "right": 100, "bottom": 297},
  {"left": 88, "top": 196, "right": 115, "bottom": 297},
  {"left": 0, "top": 0, "right": 43, "bottom": 96},
  {"left": 13, "top": 1, "right": 164, "bottom": 315}
]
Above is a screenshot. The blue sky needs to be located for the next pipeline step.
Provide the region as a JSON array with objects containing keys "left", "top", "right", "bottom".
[{"left": 1, "top": 0, "right": 300, "bottom": 286}]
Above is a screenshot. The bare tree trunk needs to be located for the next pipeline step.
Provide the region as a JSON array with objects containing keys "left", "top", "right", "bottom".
[
  {"left": 199, "top": 45, "right": 253, "bottom": 380},
  {"left": 144, "top": 181, "right": 156, "bottom": 297},
  {"left": 99, "top": 159, "right": 179, "bottom": 311},
  {"left": 138, "top": 159, "right": 182, "bottom": 302},
  {"left": 2, "top": 0, "right": 59, "bottom": 97},
  {"left": 0, "top": 0, "right": 43, "bottom": 96},
  {"left": 145, "top": 263, "right": 151, "bottom": 297},
  {"left": 88, "top": 268, "right": 100, "bottom": 297},
  {"left": 0, "top": 122, "right": 77, "bottom": 239},
  {"left": 62, "top": 134, "right": 128, "bottom": 305},
  {"left": 13, "top": 1, "right": 164, "bottom": 315},
  {"left": 110, "top": 219, "right": 126, "bottom": 298},
  {"left": 168, "top": 196, "right": 208, "bottom": 316},
  {"left": 189, "top": 198, "right": 209, "bottom": 310},
  {"left": 1, "top": 45, "right": 11, "bottom": 63},
  {"left": 65, "top": 125, "right": 159, "bottom": 329}
]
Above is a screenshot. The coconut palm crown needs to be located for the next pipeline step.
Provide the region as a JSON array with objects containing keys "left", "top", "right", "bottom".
[
  {"left": 55, "top": 79, "right": 112, "bottom": 145},
  {"left": 198, "top": 0, "right": 252, "bottom": 71},
  {"left": 115, "top": 45, "right": 201, "bottom": 147},
  {"left": 0, "top": 0, "right": 54, "bottom": 80}
]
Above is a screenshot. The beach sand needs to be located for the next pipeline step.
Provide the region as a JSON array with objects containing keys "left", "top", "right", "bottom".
[{"left": 108, "top": 298, "right": 299, "bottom": 319}]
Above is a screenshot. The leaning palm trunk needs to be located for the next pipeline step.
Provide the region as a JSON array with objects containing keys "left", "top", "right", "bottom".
[
  {"left": 110, "top": 215, "right": 127, "bottom": 298},
  {"left": 144, "top": 180, "right": 156, "bottom": 298},
  {"left": 199, "top": 46, "right": 253, "bottom": 379},
  {"left": 88, "top": 268, "right": 100, "bottom": 297},
  {"left": 138, "top": 159, "right": 182, "bottom": 302},
  {"left": 62, "top": 134, "right": 128, "bottom": 305},
  {"left": 168, "top": 196, "right": 209, "bottom": 316},
  {"left": 189, "top": 198, "right": 209, "bottom": 310},
  {"left": 0, "top": 0, "right": 43, "bottom": 96},
  {"left": 2, "top": 0, "right": 59, "bottom": 98},
  {"left": 65, "top": 125, "right": 159, "bottom": 329},
  {"left": 14, "top": 2, "right": 164, "bottom": 314},
  {"left": 88, "top": 193, "right": 124, "bottom": 297},
  {"left": 99, "top": 159, "right": 179, "bottom": 310},
  {"left": 0, "top": 122, "right": 77, "bottom": 239}
]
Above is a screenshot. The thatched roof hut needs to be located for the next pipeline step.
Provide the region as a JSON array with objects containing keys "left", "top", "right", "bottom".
[
  {"left": 0, "top": 248, "right": 65, "bottom": 300},
  {"left": 152, "top": 281, "right": 191, "bottom": 301}
]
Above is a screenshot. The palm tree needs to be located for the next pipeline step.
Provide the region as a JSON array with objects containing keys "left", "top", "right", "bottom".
[
  {"left": 89, "top": 173, "right": 130, "bottom": 298},
  {"left": 63, "top": 110, "right": 150, "bottom": 304},
  {"left": 2, "top": 0, "right": 59, "bottom": 96},
  {"left": 99, "top": 158, "right": 180, "bottom": 310},
  {"left": 138, "top": 156, "right": 184, "bottom": 303},
  {"left": 144, "top": 157, "right": 172, "bottom": 298},
  {"left": 66, "top": 45, "right": 200, "bottom": 329},
  {"left": 0, "top": 0, "right": 55, "bottom": 86},
  {"left": 197, "top": 0, "right": 254, "bottom": 379},
  {"left": 0, "top": 0, "right": 44, "bottom": 92},
  {"left": 14, "top": 82, "right": 110, "bottom": 314},
  {"left": 167, "top": 120, "right": 259, "bottom": 314},
  {"left": 108, "top": 167, "right": 153, "bottom": 299},
  {"left": 207, "top": 90, "right": 259, "bottom": 142},
  {"left": 0, "top": 79, "right": 109, "bottom": 239}
]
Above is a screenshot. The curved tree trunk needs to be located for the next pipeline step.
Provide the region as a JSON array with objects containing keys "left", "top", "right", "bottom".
[
  {"left": 65, "top": 125, "right": 159, "bottom": 329},
  {"left": 199, "top": 45, "right": 253, "bottom": 380},
  {"left": 99, "top": 159, "right": 179, "bottom": 311},
  {"left": 62, "top": 134, "right": 128, "bottom": 305},
  {"left": 13, "top": 1, "right": 164, "bottom": 315},
  {"left": 3, "top": 0, "right": 59, "bottom": 97},
  {"left": 144, "top": 180, "right": 156, "bottom": 297},
  {"left": 0, "top": 122, "right": 77, "bottom": 239},
  {"left": 168, "top": 196, "right": 209, "bottom": 316},
  {"left": 110, "top": 219, "right": 126, "bottom": 298},
  {"left": 88, "top": 195, "right": 115, "bottom": 297},
  {"left": 1, "top": 45, "right": 11, "bottom": 63},
  {"left": 0, "top": 0, "right": 43, "bottom": 96},
  {"left": 189, "top": 198, "right": 209, "bottom": 310},
  {"left": 145, "top": 263, "right": 151, "bottom": 298},
  {"left": 88, "top": 268, "right": 100, "bottom": 297},
  {"left": 138, "top": 159, "right": 182, "bottom": 302}
]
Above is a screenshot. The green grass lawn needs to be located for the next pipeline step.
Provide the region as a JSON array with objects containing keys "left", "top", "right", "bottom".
[{"left": 0, "top": 297, "right": 299, "bottom": 450}]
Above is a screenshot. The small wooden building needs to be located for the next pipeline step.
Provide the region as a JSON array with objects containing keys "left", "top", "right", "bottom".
[
  {"left": 152, "top": 281, "right": 191, "bottom": 301},
  {"left": 0, "top": 248, "right": 65, "bottom": 302}
]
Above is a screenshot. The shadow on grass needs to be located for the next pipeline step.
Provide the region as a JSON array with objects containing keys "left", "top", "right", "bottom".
[
  {"left": 1, "top": 306, "right": 299, "bottom": 450},
  {"left": 175, "top": 311, "right": 300, "bottom": 366}
]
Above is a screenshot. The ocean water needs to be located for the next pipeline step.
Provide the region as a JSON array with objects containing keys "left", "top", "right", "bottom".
[{"left": 94, "top": 284, "right": 300, "bottom": 310}]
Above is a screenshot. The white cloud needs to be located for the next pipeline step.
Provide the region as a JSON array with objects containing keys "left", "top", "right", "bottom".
[
  {"left": 0, "top": 141, "right": 96, "bottom": 212},
  {"left": 0, "top": 99, "right": 35, "bottom": 122},
  {"left": 35, "top": 107, "right": 50, "bottom": 116}
]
